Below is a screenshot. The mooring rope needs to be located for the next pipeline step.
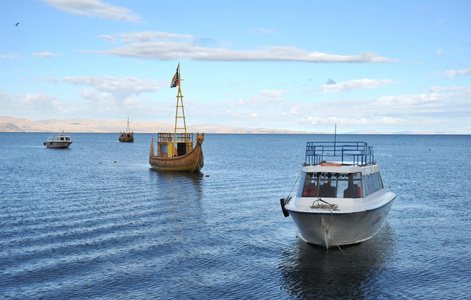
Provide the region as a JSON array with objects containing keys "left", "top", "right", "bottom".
[{"left": 321, "top": 212, "right": 353, "bottom": 262}]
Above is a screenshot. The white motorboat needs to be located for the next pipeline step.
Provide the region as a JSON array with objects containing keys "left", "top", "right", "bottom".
[
  {"left": 44, "top": 131, "right": 73, "bottom": 149},
  {"left": 281, "top": 141, "right": 396, "bottom": 248}
]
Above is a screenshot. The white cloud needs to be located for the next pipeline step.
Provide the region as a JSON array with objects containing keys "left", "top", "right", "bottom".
[
  {"left": 322, "top": 79, "right": 400, "bottom": 93},
  {"left": 443, "top": 67, "right": 471, "bottom": 79},
  {"left": 58, "top": 75, "right": 163, "bottom": 96},
  {"left": 299, "top": 116, "right": 410, "bottom": 126},
  {"left": 41, "top": 0, "right": 140, "bottom": 22},
  {"left": 36, "top": 76, "right": 167, "bottom": 117},
  {"left": 0, "top": 92, "right": 65, "bottom": 118},
  {"left": 80, "top": 31, "right": 398, "bottom": 63},
  {"left": 1, "top": 52, "right": 23, "bottom": 60},
  {"left": 32, "top": 52, "right": 63, "bottom": 58}
]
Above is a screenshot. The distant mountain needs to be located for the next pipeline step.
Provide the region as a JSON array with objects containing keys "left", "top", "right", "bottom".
[{"left": 0, "top": 116, "right": 310, "bottom": 134}]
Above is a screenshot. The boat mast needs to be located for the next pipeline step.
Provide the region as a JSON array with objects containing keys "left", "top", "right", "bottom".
[
  {"left": 126, "top": 116, "right": 131, "bottom": 133},
  {"left": 173, "top": 64, "right": 188, "bottom": 143}
]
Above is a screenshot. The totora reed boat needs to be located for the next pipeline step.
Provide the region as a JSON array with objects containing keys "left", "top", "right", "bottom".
[
  {"left": 149, "top": 64, "right": 204, "bottom": 173},
  {"left": 119, "top": 117, "right": 134, "bottom": 142},
  {"left": 280, "top": 141, "right": 396, "bottom": 248}
]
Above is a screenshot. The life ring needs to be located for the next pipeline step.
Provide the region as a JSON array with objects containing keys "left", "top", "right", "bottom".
[{"left": 320, "top": 162, "right": 341, "bottom": 167}]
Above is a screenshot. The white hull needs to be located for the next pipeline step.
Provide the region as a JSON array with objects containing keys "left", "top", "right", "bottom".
[
  {"left": 287, "top": 193, "right": 395, "bottom": 248},
  {"left": 44, "top": 141, "right": 72, "bottom": 148},
  {"left": 282, "top": 141, "right": 396, "bottom": 248},
  {"left": 44, "top": 131, "right": 72, "bottom": 149}
]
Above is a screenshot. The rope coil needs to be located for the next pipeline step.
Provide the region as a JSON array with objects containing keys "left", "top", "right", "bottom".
[{"left": 310, "top": 198, "right": 338, "bottom": 211}]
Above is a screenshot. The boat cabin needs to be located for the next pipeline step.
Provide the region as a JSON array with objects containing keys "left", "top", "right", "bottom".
[
  {"left": 47, "top": 135, "right": 71, "bottom": 142},
  {"left": 157, "top": 132, "right": 194, "bottom": 158},
  {"left": 298, "top": 170, "right": 384, "bottom": 199},
  {"left": 297, "top": 141, "right": 385, "bottom": 199}
]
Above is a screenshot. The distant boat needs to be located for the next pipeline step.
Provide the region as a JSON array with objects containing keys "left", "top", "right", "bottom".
[
  {"left": 280, "top": 141, "right": 396, "bottom": 248},
  {"left": 149, "top": 64, "right": 204, "bottom": 173},
  {"left": 44, "top": 131, "right": 72, "bottom": 149},
  {"left": 119, "top": 117, "right": 134, "bottom": 143}
]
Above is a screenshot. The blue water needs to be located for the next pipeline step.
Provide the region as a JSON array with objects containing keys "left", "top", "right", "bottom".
[{"left": 1, "top": 133, "right": 470, "bottom": 299}]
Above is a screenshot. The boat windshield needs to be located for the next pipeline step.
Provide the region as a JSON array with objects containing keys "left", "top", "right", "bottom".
[{"left": 300, "top": 172, "right": 362, "bottom": 198}]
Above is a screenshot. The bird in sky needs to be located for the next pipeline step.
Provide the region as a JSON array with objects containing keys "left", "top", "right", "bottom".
[{"left": 14, "top": 22, "right": 20, "bottom": 26}]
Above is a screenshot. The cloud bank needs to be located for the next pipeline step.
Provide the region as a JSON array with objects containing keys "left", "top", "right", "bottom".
[
  {"left": 80, "top": 31, "right": 398, "bottom": 63},
  {"left": 322, "top": 79, "right": 401, "bottom": 93},
  {"left": 443, "top": 67, "right": 471, "bottom": 79},
  {"left": 41, "top": 0, "right": 141, "bottom": 22}
]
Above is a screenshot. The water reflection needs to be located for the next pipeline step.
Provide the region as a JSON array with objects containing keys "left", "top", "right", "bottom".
[
  {"left": 148, "top": 169, "right": 204, "bottom": 201},
  {"left": 280, "top": 222, "right": 395, "bottom": 299}
]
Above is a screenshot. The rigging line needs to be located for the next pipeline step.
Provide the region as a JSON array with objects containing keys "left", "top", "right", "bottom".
[{"left": 286, "top": 169, "right": 303, "bottom": 201}]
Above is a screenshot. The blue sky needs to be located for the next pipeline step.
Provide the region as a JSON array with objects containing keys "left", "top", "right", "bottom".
[{"left": 1, "top": 0, "right": 470, "bottom": 133}]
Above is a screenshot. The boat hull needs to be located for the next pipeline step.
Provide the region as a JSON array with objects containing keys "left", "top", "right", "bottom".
[
  {"left": 44, "top": 141, "right": 72, "bottom": 149},
  {"left": 287, "top": 195, "right": 395, "bottom": 248},
  {"left": 119, "top": 133, "right": 134, "bottom": 143},
  {"left": 149, "top": 141, "right": 204, "bottom": 173}
]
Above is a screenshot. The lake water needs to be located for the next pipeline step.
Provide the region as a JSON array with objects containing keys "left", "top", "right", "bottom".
[{"left": 1, "top": 133, "right": 470, "bottom": 299}]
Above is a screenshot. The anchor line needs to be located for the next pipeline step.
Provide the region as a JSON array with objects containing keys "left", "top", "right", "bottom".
[{"left": 321, "top": 210, "right": 353, "bottom": 262}]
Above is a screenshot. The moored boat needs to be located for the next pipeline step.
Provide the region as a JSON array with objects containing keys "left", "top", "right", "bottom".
[
  {"left": 44, "top": 131, "right": 73, "bottom": 148},
  {"left": 119, "top": 117, "right": 134, "bottom": 142},
  {"left": 281, "top": 141, "right": 396, "bottom": 248},
  {"left": 149, "top": 64, "right": 204, "bottom": 173}
]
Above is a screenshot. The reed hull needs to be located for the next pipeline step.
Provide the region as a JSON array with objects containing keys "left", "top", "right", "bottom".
[
  {"left": 119, "top": 132, "right": 134, "bottom": 143},
  {"left": 149, "top": 142, "right": 204, "bottom": 173},
  {"left": 287, "top": 198, "right": 394, "bottom": 248}
]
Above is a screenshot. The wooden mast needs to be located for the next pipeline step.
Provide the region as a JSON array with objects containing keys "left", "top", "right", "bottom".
[
  {"left": 126, "top": 116, "right": 131, "bottom": 133},
  {"left": 173, "top": 76, "right": 188, "bottom": 144}
]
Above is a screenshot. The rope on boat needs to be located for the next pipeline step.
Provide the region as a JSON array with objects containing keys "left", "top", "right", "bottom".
[
  {"left": 284, "top": 170, "right": 303, "bottom": 204},
  {"left": 310, "top": 198, "right": 338, "bottom": 210},
  {"left": 321, "top": 212, "right": 353, "bottom": 262}
]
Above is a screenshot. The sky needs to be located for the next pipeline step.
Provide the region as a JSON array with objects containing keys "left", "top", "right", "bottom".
[{"left": 1, "top": 0, "right": 471, "bottom": 134}]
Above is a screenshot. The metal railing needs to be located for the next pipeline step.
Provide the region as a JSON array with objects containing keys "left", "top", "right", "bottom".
[
  {"left": 158, "top": 132, "right": 193, "bottom": 143},
  {"left": 305, "top": 141, "right": 375, "bottom": 166}
]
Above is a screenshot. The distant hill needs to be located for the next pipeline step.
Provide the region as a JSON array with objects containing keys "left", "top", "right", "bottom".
[{"left": 0, "top": 116, "right": 310, "bottom": 134}]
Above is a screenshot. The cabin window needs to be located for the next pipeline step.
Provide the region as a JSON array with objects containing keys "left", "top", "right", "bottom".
[
  {"left": 340, "top": 173, "right": 362, "bottom": 198},
  {"left": 301, "top": 172, "right": 318, "bottom": 197},
  {"left": 160, "top": 144, "right": 168, "bottom": 155},
  {"left": 300, "top": 172, "right": 362, "bottom": 198},
  {"left": 318, "top": 173, "right": 336, "bottom": 198},
  {"left": 362, "top": 172, "right": 384, "bottom": 197}
]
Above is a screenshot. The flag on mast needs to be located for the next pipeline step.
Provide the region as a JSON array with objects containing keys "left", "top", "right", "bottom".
[{"left": 170, "top": 63, "right": 180, "bottom": 88}]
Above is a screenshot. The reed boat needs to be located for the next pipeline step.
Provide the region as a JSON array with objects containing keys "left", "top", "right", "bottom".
[
  {"left": 119, "top": 117, "right": 134, "bottom": 142},
  {"left": 281, "top": 141, "right": 395, "bottom": 248},
  {"left": 44, "top": 131, "right": 72, "bottom": 149},
  {"left": 149, "top": 64, "right": 204, "bottom": 173}
]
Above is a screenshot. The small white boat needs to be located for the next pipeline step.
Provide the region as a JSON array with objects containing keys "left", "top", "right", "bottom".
[
  {"left": 44, "top": 131, "right": 73, "bottom": 149},
  {"left": 281, "top": 141, "right": 396, "bottom": 248}
]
